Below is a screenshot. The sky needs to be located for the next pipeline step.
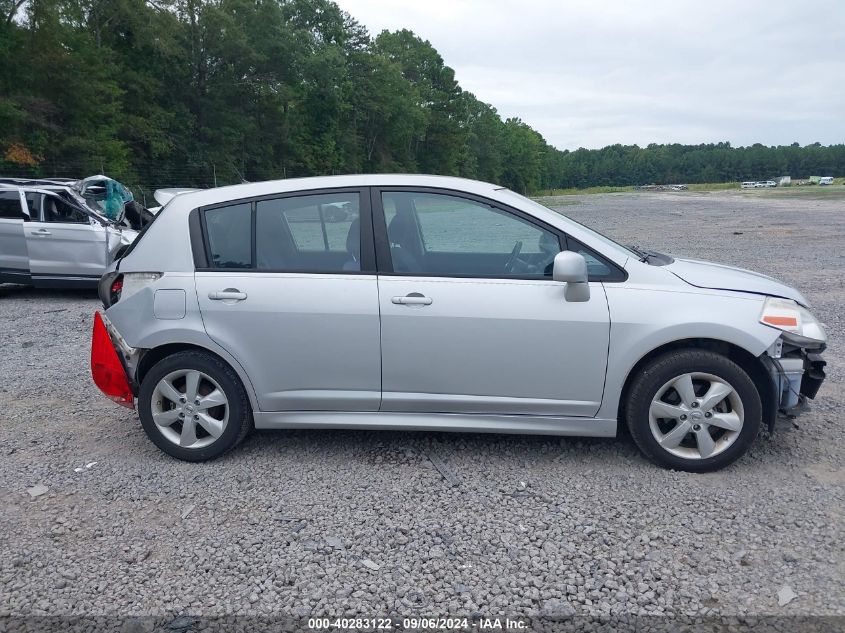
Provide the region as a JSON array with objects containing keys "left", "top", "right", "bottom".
[{"left": 335, "top": 0, "right": 845, "bottom": 151}]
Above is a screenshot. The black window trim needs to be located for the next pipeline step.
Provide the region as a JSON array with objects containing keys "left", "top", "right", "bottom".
[
  {"left": 194, "top": 187, "right": 376, "bottom": 274},
  {"left": 371, "top": 186, "right": 628, "bottom": 283}
]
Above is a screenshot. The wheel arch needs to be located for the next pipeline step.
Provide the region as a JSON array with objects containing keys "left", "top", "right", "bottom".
[
  {"left": 616, "top": 338, "right": 776, "bottom": 431},
  {"left": 136, "top": 342, "right": 260, "bottom": 412}
]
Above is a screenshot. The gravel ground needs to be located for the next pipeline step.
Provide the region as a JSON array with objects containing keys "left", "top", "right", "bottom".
[{"left": 0, "top": 189, "right": 842, "bottom": 623}]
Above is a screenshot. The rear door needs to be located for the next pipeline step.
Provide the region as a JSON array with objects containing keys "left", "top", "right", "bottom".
[
  {"left": 25, "top": 192, "right": 108, "bottom": 284},
  {"left": 194, "top": 188, "right": 382, "bottom": 412},
  {"left": 0, "top": 189, "right": 30, "bottom": 283}
]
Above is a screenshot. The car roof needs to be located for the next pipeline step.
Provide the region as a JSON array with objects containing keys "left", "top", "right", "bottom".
[{"left": 169, "top": 174, "right": 504, "bottom": 210}]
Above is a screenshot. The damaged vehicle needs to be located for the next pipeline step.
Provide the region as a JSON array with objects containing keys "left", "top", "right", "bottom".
[
  {"left": 0, "top": 176, "right": 144, "bottom": 288},
  {"left": 90, "top": 175, "right": 826, "bottom": 471},
  {"left": 0, "top": 175, "right": 155, "bottom": 230}
]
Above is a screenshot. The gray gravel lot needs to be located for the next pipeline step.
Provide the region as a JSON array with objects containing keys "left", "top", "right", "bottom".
[{"left": 0, "top": 189, "right": 842, "bottom": 621}]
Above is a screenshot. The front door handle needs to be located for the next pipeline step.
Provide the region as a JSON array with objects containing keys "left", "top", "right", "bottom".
[
  {"left": 392, "top": 293, "right": 432, "bottom": 306},
  {"left": 31, "top": 229, "right": 51, "bottom": 236},
  {"left": 208, "top": 289, "right": 247, "bottom": 301}
]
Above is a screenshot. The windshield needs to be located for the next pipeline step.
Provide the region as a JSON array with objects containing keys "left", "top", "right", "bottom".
[
  {"left": 74, "top": 176, "right": 134, "bottom": 225},
  {"left": 500, "top": 189, "right": 641, "bottom": 259}
]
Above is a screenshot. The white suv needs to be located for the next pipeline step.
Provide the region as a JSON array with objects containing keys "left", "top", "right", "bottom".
[{"left": 0, "top": 181, "right": 138, "bottom": 287}]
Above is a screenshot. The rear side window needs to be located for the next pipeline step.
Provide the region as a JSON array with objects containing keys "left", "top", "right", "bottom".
[
  {"left": 255, "top": 193, "right": 360, "bottom": 272},
  {"left": 204, "top": 203, "right": 252, "bottom": 268},
  {"left": 0, "top": 191, "right": 23, "bottom": 219}
]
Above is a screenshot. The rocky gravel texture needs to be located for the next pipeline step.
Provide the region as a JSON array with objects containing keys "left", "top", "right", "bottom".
[{"left": 0, "top": 189, "right": 842, "bottom": 623}]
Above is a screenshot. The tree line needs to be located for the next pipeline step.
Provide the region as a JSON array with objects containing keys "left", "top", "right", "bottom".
[{"left": 1, "top": 0, "right": 843, "bottom": 198}]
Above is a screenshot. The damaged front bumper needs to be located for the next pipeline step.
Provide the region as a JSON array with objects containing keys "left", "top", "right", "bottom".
[{"left": 762, "top": 342, "right": 826, "bottom": 427}]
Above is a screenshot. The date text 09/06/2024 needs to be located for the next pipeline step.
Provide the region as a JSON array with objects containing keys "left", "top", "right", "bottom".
[{"left": 307, "top": 617, "right": 529, "bottom": 630}]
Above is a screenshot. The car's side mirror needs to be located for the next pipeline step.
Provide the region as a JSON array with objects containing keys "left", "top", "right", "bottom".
[{"left": 553, "top": 251, "right": 590, "bottom": 302}]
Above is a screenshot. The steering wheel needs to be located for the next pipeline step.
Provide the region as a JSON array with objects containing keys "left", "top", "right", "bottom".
[{"left": 504, "top": 240, "right": 523, "bottom": 273}]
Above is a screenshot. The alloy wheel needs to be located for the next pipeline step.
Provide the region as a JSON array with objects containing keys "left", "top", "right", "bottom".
[
  {"left": 648, "top": 372, "right": 744, "bottom": 460},
  {"left": 150, "top": 369, "right": 229, "bottom": 449}
]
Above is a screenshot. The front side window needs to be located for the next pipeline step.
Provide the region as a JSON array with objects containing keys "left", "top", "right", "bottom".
[
  {"left": 204, "top": 203, "right": 252, "bottom": 268},
  {"left": 43, "top": 195, "right": 89, "bottom": 223},
  {"left": 0, "top": 191, "right": 24, "bottom": 220},
  {"left": 256, "top": 193, "right": 360, "bottom": 272},
  {"left": 382, "top": 191, "right": 560, "bottom": 277}
]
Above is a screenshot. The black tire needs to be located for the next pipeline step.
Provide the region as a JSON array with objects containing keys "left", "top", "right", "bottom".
[
  {"left": 138, "top": 351, "right": 252, "bottom": 461},
  {"left": 625, "top": 349, "right": 762, "bottom": 472}
]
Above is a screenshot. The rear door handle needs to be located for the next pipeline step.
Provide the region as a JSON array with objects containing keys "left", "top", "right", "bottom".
[
  {"left": 31, "top": 229, "right": 51, "bottom": 236},
  {"left": 208, "top": 289, "right": 247, "bottom": 301},
  {"left": 392, "top": 293, "right": 432, "bottom": 306}
]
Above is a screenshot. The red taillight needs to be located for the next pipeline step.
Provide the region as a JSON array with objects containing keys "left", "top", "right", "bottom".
[
  {"left": 110, "top": 277, "right": 123, "bottom": 303},
  {"left": 91, "top": 311, "right": 134, "bottom": 409}
]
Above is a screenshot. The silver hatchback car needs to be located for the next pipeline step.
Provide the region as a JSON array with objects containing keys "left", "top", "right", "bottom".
[{"left": 91, "top": 175, "right": 827, "bottom": 471}]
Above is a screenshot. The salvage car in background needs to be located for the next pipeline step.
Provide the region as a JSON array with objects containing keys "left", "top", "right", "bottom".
[
  {"left": 0, "top": 175, "right": 154, "bottom": 230},
  {"left": 0, "top": 177, "right": 141, "bottom": 288},
  {"left": 91, "top": 175, "right": 826, "bottom": 471}
]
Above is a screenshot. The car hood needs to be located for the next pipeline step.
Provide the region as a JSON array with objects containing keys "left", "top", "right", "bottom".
[{"left": 666, "top": 257, "right": 808, "bottom": 305}]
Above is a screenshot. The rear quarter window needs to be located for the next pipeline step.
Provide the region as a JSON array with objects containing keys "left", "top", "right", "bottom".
[{"left": 204, "top": 203, "right": 252, "bottom": 269}]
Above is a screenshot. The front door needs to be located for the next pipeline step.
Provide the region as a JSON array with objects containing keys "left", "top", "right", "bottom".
[
  {"left": 25, "top": 193, "right": 108, "bottom": 284},
  {"left": 374, "top": 189, "right": 610, "bottom": 417},
  {"left": 194, "top": 189, "right": 382, "bottom": 412}
]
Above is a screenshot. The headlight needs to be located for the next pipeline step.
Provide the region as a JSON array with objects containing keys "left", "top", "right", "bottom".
[{"left": 760, "top": 297, "right": 826, "bottom": 345}]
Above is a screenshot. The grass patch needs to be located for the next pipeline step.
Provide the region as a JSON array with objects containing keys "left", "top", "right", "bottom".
[
  {"left": 685, "top": 182, "right": 739, "bottom": 191},
  {"left": 534, "top": 185, "right": 637, "bottom": 196},
  {"left": 743, "top": 185, "right": 845, "bottom": 200},
  {"left": 533, "top": 181, "right": 845, "bottom": 197}
]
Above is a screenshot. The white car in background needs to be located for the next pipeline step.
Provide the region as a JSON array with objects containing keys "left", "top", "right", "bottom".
[
  {"left": 147, "top": 188, "right": 201, "bottom": 214},
  {"left": 0, "top": 180, "right": 140, "bottom": 288}
]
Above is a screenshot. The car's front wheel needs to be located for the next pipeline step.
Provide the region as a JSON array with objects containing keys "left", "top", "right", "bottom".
[
  {"left": 626, "top": 350, "right": 762, "bottom": 472},
  {"left": 138, "top": 351, "right": 252, "bottom": 461}
]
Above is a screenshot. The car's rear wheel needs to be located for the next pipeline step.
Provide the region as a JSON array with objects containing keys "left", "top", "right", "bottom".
[
  {"left": 625, "top": 350, "right": 762, "bottom": 472},
  {"left": 138, "top": 351, "right": 252, "bottom": 461}
]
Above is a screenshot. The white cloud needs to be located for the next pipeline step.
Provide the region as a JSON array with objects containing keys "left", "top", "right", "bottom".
[{"left": 336, "top": 0, "right": 845, "bottom": 149}]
